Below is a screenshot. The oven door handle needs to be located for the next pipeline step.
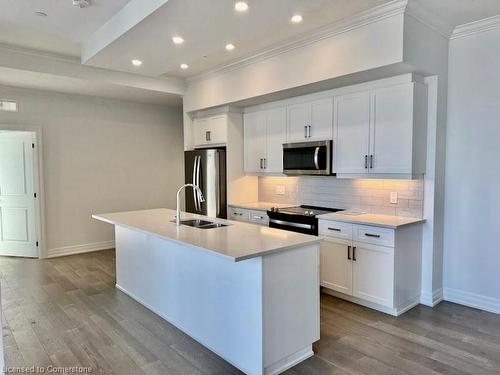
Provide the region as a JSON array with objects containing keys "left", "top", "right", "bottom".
[
  {"left": 313, "top": 146, "right": 320, "bottom": 170},
  {"left": 269, "top": 219, "right": 313, "bottom": 230}
]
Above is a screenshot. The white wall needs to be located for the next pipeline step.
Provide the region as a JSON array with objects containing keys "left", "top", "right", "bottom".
[
  {"left": 0, "top": 85, "right": 183, "bottom": 257},
  {"left": 443, "top": 26, "right": 500, "bottom": 313}
]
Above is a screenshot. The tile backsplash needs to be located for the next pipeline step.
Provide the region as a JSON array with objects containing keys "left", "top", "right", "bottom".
[{"left": 258, "top": 176, "right": 424, "bottom": 218}]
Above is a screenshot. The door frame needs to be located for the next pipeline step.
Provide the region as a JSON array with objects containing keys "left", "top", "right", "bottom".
[{"left": 0, "top": 124, "right": 45, "bottom": 258}]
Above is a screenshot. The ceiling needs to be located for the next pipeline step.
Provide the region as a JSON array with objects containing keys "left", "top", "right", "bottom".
[
  {"left": 1, "top": 0, "right": 500, "bottom": 102},
  {"left": 0, "top": 0, "right": 130, "bottom": 57},
  {"left": 413, "top": 0, "right": 500, "bottom": 29},
  {"left": 83, "top": 0, "right": 391, "bottom": 78}
]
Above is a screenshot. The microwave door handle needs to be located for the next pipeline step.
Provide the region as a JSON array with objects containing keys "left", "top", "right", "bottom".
[{"left": 314, "top": 146, "right": 320, "bottom": 170}]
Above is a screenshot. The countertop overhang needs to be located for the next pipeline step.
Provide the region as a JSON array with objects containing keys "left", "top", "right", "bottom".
[
  {"left": 93, "top": 208, "right": 319, "bottom": 262},
  {"left": 318, "top": 212, "right": 425, "bottom": 229}
]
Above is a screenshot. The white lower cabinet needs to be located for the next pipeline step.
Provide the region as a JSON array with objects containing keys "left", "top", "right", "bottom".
[
  {"left": 352, "top": 242, "right": 394, "bottom": 307},
  {"left": 320, "top": 238, "right": 352, "bottom": 295},
  {"left": 319, "top": 219, "right": 422, "bottom": 316},
  {"left": 228, "top": 206, "right": 268, "bottom": 226}
]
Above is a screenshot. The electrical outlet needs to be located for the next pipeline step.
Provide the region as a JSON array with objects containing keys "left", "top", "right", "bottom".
[
  {"left": 276, "top": 185, "right": 286, "bottom": 195},
  {"left": 390, "top": 192, "right": 398, "bottom": 204}
]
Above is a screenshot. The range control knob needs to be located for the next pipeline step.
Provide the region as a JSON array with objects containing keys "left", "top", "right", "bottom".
[
  {"left": 309, "top": 211, "right": 315, "bottom": 216},
  {"left": 304, "top": 211, "right": 310, "bottom": 216}
]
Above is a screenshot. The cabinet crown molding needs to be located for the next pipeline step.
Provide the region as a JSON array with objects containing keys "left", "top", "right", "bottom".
[{"left": 451, "top": 14, "right": 500, "bottom": 40}]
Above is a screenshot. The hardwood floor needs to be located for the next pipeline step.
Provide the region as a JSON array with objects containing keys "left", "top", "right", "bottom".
[{"left": 1, "top": 250, "right": 500, "bottom": 375}]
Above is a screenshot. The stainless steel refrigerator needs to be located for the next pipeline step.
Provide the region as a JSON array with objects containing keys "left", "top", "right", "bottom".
[{"left": 184, "top": 148, "right": 227, "bottom": 219}]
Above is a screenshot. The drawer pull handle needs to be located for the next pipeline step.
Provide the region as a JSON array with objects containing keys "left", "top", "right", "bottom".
[
  {"left": 352, "top": 246, "right": 357, "bottom": 261},
  {"left": 328, "top": 227, "right": 341, "bottom": 232},
  {"left": 365, "top": 233, "right": 381, "bottom": 238},
  {"left": 347, "top": 245, "right": 351, "bottom": 260}
]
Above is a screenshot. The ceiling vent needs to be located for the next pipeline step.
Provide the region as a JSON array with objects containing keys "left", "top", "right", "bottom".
[
  {"left": 73, "top": 0, "right": 90, "bottom": 8},
  {"left": 0, "top": 100, "right": 18, "bottom": 112}
]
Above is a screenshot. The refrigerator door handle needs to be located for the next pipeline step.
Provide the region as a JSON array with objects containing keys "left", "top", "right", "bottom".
[
  {"left": 215, "top": 151, "right": 220, "bottom": 216},
  {"left": 195, "top": 155, "right": 202, "bottom": 211},
  {"left": 192, "top": 156, "right": 198, "bottom": 211}
]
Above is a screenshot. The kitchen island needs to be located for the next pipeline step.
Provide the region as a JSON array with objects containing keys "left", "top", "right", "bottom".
[{"left": 93, "top": 208, "right": 320, "bottom": 375}]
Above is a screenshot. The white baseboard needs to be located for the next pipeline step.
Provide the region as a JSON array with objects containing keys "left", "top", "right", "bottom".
[
  {"left": 443, "top": 288, "right": 500, "bottom": 315},
  {"left": 321, "top": 288, "right": 419, "bottom": 316},
  {"left": 47, "top": 240, "right": 114, "bottom": 258},
  {"left": 420, "top": 287, "right": 443, "bottom": 307}
]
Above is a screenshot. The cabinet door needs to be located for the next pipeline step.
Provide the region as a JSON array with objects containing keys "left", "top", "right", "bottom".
[
  {"left": 193, "top": 118, "right": 209, "bottom": 147},
  {"left": 265, "top": 107, "right": 286, "bottom": 173},
  {"left": 248, "top": 210, "right": 269, "bottom": 225},
  {"left": 206, "top": 115, "right": 227, "bottom": 145},
  {"left": 309, "top": 98, "right": 333, "bottom": 140},
  {"left": 352, "top": 242, "right": 394, "bottom": 308},
  {"left": 320, "top": 238, "right": 353, "bottom": 295},
  {"left": 369, "top": 83, "right": 414, "bottom": 174},
  {"left": 244, "top": 111, "right": 267, "bottom": 173},
  {"left": 287, "top": 102, "right": 309, "bottom": 142},
  {"left": 334, "top": 91, "right": 370, "bottom": 174},
  {"left": 228, "top": 207, "right": 250, "bottom": 222}
]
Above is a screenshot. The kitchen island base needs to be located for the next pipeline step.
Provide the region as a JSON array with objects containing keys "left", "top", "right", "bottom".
[{"left": 114, "top": 225, "right": 320, "bottom": 375}]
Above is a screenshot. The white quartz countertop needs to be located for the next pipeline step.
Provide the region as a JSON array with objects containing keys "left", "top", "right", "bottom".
[
  {"left": 228, "top": 202, "right": 290, "bottom": 211},
  {"left": 318, "top": 212, "right": 425, "bottom": 229},
  {"left": 93, "top": 208, "right": 319, "bottom": 262}
]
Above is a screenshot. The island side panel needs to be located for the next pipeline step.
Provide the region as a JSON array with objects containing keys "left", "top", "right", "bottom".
[
  {"left": 262, "top": 243, "right": 320, "bottom": 375},
  {"left": 114, "top": 226, "right": 264, "bottom": 375}
]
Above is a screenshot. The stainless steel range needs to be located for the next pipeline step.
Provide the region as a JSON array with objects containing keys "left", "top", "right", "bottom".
[{"left": 267, "top": 205, "right": 344, "bottom": 235}]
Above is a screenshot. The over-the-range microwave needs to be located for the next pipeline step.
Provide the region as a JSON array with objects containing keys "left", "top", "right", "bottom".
[{"left": 283, "top": 140, "right": 333, "bottom": 176}]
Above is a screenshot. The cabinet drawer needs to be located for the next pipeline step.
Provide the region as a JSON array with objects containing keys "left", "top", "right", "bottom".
[
  {"left": 354, "top": 225, "right": 394, "bottom": 247},
  {"left": 228, "top": 207, "right": 249, "bottom": 222},
  {"left": 248, "top": 210, "right": 269, "bottom": 225},
  {"left": 319, "top": 220, "right": 353, "bottom": 240}
]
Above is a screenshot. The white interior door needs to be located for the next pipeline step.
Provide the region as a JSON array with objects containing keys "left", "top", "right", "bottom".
[{"left": 0, "top": 131, "right": 38, "bottom": 257}]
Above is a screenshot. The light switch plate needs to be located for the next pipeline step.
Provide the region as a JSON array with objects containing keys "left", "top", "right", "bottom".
[
  {"left": 390, "top": 192, "right": 398, "bottom": 204},
  {"left": 276, "top": 185, "right": 286, "bottom": 195}
]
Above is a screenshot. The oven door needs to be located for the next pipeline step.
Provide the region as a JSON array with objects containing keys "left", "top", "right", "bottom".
[
  {"left": 267, "top": 212, "right": 318, "bottom": 235},
  {"left": 283, "top": 140, "right": 331, "bottom": 175}
]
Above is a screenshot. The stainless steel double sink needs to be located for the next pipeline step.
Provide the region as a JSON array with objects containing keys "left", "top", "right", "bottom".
[{"left": 174, "top": 219, "right": 230, "bottom": 229}]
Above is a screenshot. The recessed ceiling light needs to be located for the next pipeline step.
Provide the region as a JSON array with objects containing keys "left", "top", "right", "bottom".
[
  {"left": 172, "top": 36, "right": 184, "bottom": 45},
  {"left": 35, "top": 11, "right": 48, "bottom": 17},
  {"left": 291, "top": 14, "right": 303, "bottom": 23},
  {"left": 131, "top": 59, "right": 143, "bottom": 67},
  {"left": 234, "top": 1, "right": 248, "bottom": 12},
  {"left": 225, "top": 43, "right": 235, "bottom": 51},
  {"left": 180, "top": 63, "right": 189, "bottom": 70}
]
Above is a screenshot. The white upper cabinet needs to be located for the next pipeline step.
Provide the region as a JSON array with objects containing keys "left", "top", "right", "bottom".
[
  {"left": 334, "top": 91, "right": 371, "bottom": 174},
  {"left": 244, "top": 107, "right": 286, "bottom": 174},
  {"left": 193, "top": 114, "right": 228, "bottom": 147},
  {"left": 334, "top": 81, "right": 427, "bottom": 177},
  {"left": 287, "top": 103, "right": 309, "bottom": 141},
  {"left": 244, "top": 111, "right": 267, "bottom": 173},
  {"left": 265, "top": 107, "right": 286, "bottom": 173},
  {"left": 310, "top": 98, "right": 334, "bottom": 140},
  {"left": 287, "top": 98, "right": 333, "bottom": 142},
  {"left": 369, "top": 84, "right": 414, "bottom": 174}
]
